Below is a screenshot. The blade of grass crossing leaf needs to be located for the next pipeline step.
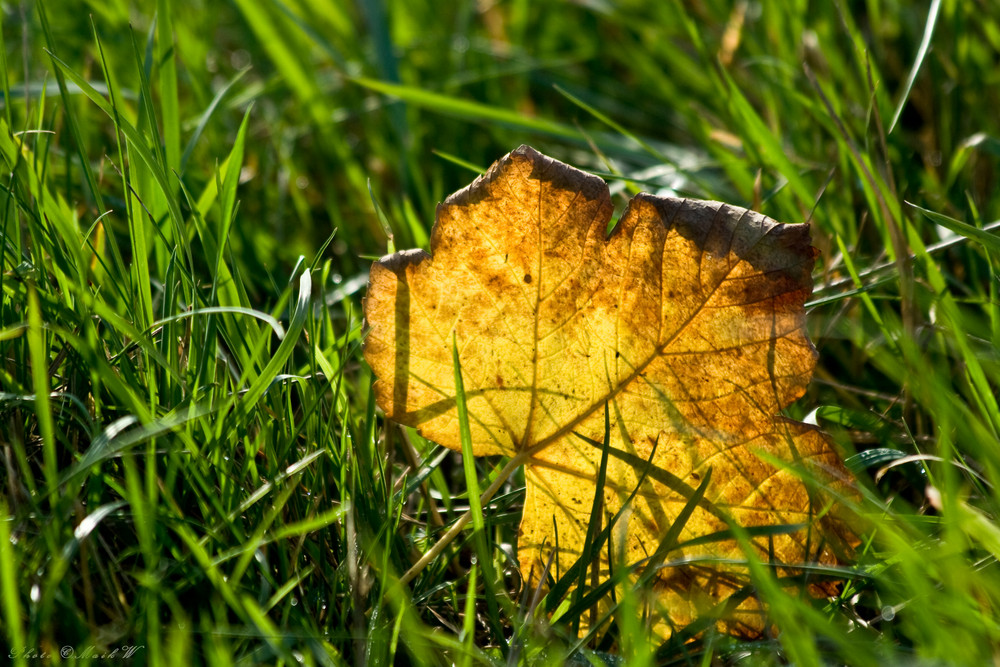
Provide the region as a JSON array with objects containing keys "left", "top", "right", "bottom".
[
  {"left": 400, "top": 380, "right": 658, "bottom": 588},
  {"left": 564, "top": 465, "right": 711, "bottom": 650},
  {"left": 452, "top": 335, "right": 484, "bottom": 535},
  {"left": 638, "top": 471, "right": 712, "bottom": 590},
  {"left": 572, "top": 402, "right": 612, "bottom": 636},
  {"left": 548, "top": 436, "right": 663, "bottom": 616},
  {"left": 451, "top": 334, "right": 503, "bottom": 639}
]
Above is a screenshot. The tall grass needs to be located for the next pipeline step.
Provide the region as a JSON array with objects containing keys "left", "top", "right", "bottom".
[{"left": 1, "top": 1, "right": 999, "bottom": 665}]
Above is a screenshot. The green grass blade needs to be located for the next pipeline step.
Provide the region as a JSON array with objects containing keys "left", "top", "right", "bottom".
[
  {"left": 238, "top": 269, "right": 311, "bottom": 410},
  {"left": 26, "top": 286, "right": 57, "bottom": 498},
  {"left": 0, "top": 500, "right": 26, "bottom": 667},
  {"left": 156, "top": 0, "right": 181, "bottom": 171},
  {"left": 450, "top": 333, "right": 504, "bottom": 640},
  {"left": 888, "top": 0, "right": 942, "bottom": 134},
  {"left": 452, "top": 335, "right": 484, "bottom": 534},
  {"left": 908, "top": 202, "right": 1000, "bottom": 253},
  {"left": 352, "top": 76, "right": 583, "bottom": 141}
]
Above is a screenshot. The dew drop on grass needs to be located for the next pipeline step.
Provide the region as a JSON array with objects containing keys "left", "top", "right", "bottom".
[{"left": 230, "top": 49, "right": 251, "bottom": 69}]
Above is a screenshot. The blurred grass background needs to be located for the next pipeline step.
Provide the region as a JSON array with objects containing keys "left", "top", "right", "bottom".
[{"left": 2, "top": 0, "right": 1000, "bottom": 664}]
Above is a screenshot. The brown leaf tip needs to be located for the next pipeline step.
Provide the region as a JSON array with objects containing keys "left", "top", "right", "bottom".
[{"left": 442, "top": 144, "right": 610, "bottom": 212}]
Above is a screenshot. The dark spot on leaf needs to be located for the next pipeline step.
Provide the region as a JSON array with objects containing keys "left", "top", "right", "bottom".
[{"left": 524, "top": 274, "right": 532, "bottom": 283}]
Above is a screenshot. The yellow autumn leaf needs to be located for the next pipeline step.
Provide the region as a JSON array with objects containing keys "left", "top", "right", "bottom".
[{"left": 363, "top": 145, "right": 856, "bottom": 637}]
